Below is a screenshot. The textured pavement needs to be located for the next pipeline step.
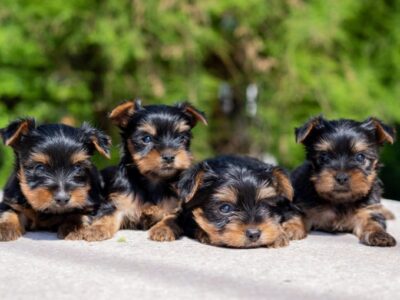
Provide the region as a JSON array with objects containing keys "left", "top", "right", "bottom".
[{"left": 0, "top": 199, "right": 399, "bottom": 300}]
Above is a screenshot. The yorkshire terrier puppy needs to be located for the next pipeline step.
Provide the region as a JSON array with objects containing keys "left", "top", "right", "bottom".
[
  {"left": 292, "top": 116, "right": 396, "bottom": 247},
  {"left": 0, "top": 118, "right": 111, "bottom": 241},
  {"left": 178, "top": 155, "right": 307, "bottom": 248},
  {"left": 89, "top": 100, "right": 207, "bottom": 242}
]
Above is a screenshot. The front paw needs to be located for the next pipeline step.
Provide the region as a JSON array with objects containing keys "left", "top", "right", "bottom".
[
  {"left": 58, "top": 225, "right": 85, "bottom": 240},
  {"left": 268, "top": 234, "right": 290, "bottom": 248},
  {"left": 195, "top": 229, "right": 210, "bottom": 244},
  {"left": 361, "top": 231, "right": 396, "bottom": 247},
  {"left": 283, "top": 224, "right": 307, "bottom": 241},
  {"left": 0, "top": 222, "right": 23, "bottom": 241},
  {"left": 82, "top": 226, "right": 115, "bottom": 242},
  {"left": 149, "top": 224, "right": 179, "bottom": 242}
]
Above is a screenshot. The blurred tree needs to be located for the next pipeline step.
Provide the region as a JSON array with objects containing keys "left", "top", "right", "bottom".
[{"left": 0, "top": 0, "right": 399, "bottom": 198}]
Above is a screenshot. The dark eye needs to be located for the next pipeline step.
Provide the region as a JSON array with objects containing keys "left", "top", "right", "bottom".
[
  {"left": 73, "top": 164, "right": 84, "bottom": 173},
  {"left": 219, "top": 204, "right": 234, "bottom": 214},
  {"left": 355, "top": 153, "right": 366, "bottom": 163},
  {"left": 319, "top": 152, "right": 331, "bottom": 164},
  {"left": 142, "top": 135, "right": 152, "bottom": 144},
  {"left": 34, "top": 164, "right": 46, "bottom": 172},
  {"left": 178, "top": 134, "right": 186, "bottom": 143}
]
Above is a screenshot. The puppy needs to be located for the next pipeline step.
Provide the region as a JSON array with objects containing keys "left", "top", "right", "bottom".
[
  {"left": 178, "top": 155, "right": 307, "bottom": 248},
  {"left": 87, "top": 100, "right": 207, "bottom": 242},
  {"left": 0, "top": 118, "right": 112, "bottom": 241},
  {"left": 292, "top": 116, "right": 396, "bottom": 247}
]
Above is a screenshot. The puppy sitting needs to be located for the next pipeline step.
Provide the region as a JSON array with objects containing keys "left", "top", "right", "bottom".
[
  {"left": 0, "top": 118, "right": 111, "bottom": 241},
  {"left": 94, "top": 100, "right": 207, "bottom": 241},
  {"left": 178, "top": 155, "right": 306, "bottom": 248},
  {"left": 292, "top": 116, "right": 396, "bottom": 247}
]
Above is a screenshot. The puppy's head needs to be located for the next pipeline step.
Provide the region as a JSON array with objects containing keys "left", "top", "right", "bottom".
[
  {"left": 179, "top": 155, "right": 293, "bottom": 248},
  {"left": 109, "top": 100, "right": 207, "bottom": 179},
  {"left": 295, "top": 116, "right": 395, "bottom": 203},
  {"left": 0, "top": 119, "right": 111, "bottom": 213}
]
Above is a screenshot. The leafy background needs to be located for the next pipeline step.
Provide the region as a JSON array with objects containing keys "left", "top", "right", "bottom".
[{"left": 1, "top": 0, "right": 399, "bottom": 199}]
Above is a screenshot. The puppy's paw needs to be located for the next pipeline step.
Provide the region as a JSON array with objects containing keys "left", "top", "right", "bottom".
[
  {"left": 59, "top": 226, "right": 85, "bottom": 240},
  {"left": 380, "top": 207, "right": 395, "bottom": 220},
  {"left": 362, "top": 231, "right": 396, "bottom": 247},
  {"left": 0, "top": 222, "right": 23, "bottom": 241},
  {"left": 149, "top": 224, "right": 179, "bottom": 242},
  {"left": 268, "top": 234, "right": 290, "bottom": 248},
  {"left": 195, "top": 229, "right": 210, "bottom": 244},
  {"left": 82, "top": 226, "right": 115, "bottom": 242},
  {"left": 282, "top": 219, "right": 307, "bottom": 241}
]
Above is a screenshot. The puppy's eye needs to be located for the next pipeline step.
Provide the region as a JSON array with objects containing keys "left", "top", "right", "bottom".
[
  {"left": 319, "top": 152, "right": 331, "bottom": 164},
  {"left": 178, "top": 134, "right": 187, "bottom": 143},
  {"left": 142, "top": 135, "right": 152, "bottom": 144},
  {"left": 219, "top": 204, "right": 234, "bottom": 214},
  {"left": 34, "top": 164, "right": 46, "bottom": 172},
  {"left": 73, "top": 164, "right": 84, "bottom": 173},
  {"left": 355, "top": 153, "right": 366, "bottom": 163}
]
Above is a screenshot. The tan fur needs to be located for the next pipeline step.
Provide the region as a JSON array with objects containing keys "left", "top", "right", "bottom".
[
  {"left": 257, "top": 186, "right": 277, "bottom": 201},
  {"left": 183, "top": 170, "right": 204, "bottom": 203},
  {"left": 175, "top": 121, "right": 190, "bottom": 133},
  {"left": 31, "top": 153, "right": 51, "bottom": 165},
  {"left": 148, "top": 214, "right": 182, "bottom": 241},
  {"left": 0, "top": 211, "right": 25, "bottom": 241},
  {"left": 351, "top": 140, "right": 371, "bottom": 153},
  {"left": 183, "top": 105, "right": 208, "bottom": 125},
  {"left": 282, "top": 216, "right": 307, "bottom": 240},
  {"left": 273, "top": 168, "right": 294, "bottom": 200},
  {"left": 90, "top": 137, "right": 110, "bottom": 159},
  {"left": 70, "top": 151, "right": 90, "bottom": 164},
  {"left": 137, "top": 122, "right": 157, "bottom": 136},
  {"left": 213, "top": 186, "right": 238, "bottom": 204},
  {"left": 19, "top": 170, "right": 53, "bottom": 210},
  {"left": 109, "top": 101, "right": 136, "bottom": 127},
  {"left": 5, "top": 120, "right": 31, "bottom": 146},
  {"left": 69, "top": 185, "right": 90, "bottom": 208},
  {"left": 314, "top": 139, "right": 333, "bottom": 152},
  {"left": 174, "top": 149, "right": 193, "bottom": 170}
]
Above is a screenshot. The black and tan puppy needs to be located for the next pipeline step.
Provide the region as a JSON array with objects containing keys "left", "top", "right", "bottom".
[
  {"left": 292, "top": 116, "right": 396, "bottom": 247},
  {"left": 0, "top": 118, "right": 112, "bottom": 241},
  {"left": 88, "top": 100, "right": 207, "bottom": 241},
  {"left": 178, "top": 155, "right": 307, "bottom": 248}
]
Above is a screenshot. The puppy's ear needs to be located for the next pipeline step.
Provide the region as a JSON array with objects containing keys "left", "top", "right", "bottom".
[
  {"left": 178, "top": 162, "right": 209, "bottom": 204},
  {"left": 361, "top": 117, "right": 396, "bottom": 145},
  {"left": 271, "top": 167, "right": 294, "bottom": 201},
  {"left": 81, "top": 123, "right": 112, "bottom": 159},
  {"left": 176, "top": 102, "right": 208, "bottom": 127},
  {"left": 109, "top": 99, "right": 142, "bottom": 128},
  {"left": 0, "top": 118, "right": 35, "bottom": 147},
  {"left": 295, "top": 116, "right": 324, "bottom": 144}
]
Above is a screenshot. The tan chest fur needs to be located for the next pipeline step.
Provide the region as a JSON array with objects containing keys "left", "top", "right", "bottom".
[{"left": 110, "top": 192, "right": 181, "bottom": 229}]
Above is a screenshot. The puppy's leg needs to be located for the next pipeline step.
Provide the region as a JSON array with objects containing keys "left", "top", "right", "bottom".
[
  {"left": 81, "top": 212, "right": 122, "bottom": 242},
  {"left": 194, "top": 227, "right": 210, "bottom": 244},
  {"left": 0, "top": 208, "right": 25, "bottom": 241},
  {"left": 268, "top": 227, "right": 290, "bottom": 248},
  {"left": 282, "top": 215, "right": 307, "bottom": 240},
  {"left": 148, "top": 214, "right": 182, "bottom": 242},
  {"left": 353, "top": 208, "right": 396, "bottom": 247}
]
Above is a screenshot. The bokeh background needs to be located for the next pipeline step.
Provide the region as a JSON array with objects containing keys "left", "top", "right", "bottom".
[{"left": 0, "top": 0, "right": 399, "bottom": 199}]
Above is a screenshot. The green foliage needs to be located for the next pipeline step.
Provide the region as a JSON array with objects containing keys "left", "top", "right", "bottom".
[{"left": 0, "top": 0, "right": 400, "bottom": 198}]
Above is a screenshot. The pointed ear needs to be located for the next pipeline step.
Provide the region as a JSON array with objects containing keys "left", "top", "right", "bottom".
[
  {"left": 295, "top": 116, "right": 324, "bottom": 144},
  {"left": 177, "top": 102, "right": 208, "bottom": 127},
  {"left": 81, "top": 123, "right": 112, "bottom": 159},
  {"left": 0, "top": 118, "right": 35, "bottom": 147},
  {"left": 178, "top": 162, "right": 208, "bottom": 203},
  {"left": 271, "top": 167, "right": 294, "bottom": 201},
  {"left": 109, "top": 99, "right": 142, "bottom": 128},
  {"left": 361, "top": 117, "right": 396, "bottom": 145}
]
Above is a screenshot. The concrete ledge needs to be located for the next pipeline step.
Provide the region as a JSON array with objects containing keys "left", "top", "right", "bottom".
[{"left": 0, "top": 198, "right": 399, "bottom": 300}]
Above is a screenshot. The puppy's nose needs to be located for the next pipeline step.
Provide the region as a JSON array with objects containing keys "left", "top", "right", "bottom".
[
  {"left": 54, "top": 190, "right": 70, "bottom": 205},
  {"left": 246, "top": 228, "right": 261, "bottom": 242},
  {"left": 335, "top": 173, "right": 349, "bottom": 185},
  {"left": 161, "top": 154, "right": 175, "bottom": 164}
]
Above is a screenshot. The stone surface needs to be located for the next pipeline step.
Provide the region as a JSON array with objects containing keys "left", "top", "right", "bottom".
[{"left": 0, "top": 198, "right": 399, "bottom": 300}]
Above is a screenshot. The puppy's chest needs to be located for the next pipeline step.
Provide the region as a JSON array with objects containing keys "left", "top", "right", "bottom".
[
  {"left": 304, "top": 204, "right": 357, "bottom": 232},
  {"left": 111, "top": 191, "right": 181, "bottom": 229}
]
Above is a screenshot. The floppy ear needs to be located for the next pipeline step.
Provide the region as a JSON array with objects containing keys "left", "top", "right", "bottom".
[
  {"left": 109, "top": 99, "right": 142, "bottom": 128},
  {"left": 81, "top": 123, "right": 112, "bottom": 159},
  {"left": 361, "top": 117, "right": 396, "bottom": 145},
  {"left": 0, "top": 118, "right": 35, "bottom": 147},
  {"left": 176, "top": 102, "right": 208, "bottom": 127},
  {"left": 271, "top": 167, "right": 294, "bottom": 201},
  {"left": 178, "top": 162, "right": 208, "bottom": 204},
  {"left": 295, "top": 116, "right": 324, "bottom": 144}
]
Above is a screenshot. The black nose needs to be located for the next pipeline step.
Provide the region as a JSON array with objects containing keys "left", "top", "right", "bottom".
[
  {"left": 54, "top": 190, "right": 70, "bottom": 205},
  {"left": 246, "top": 228, "right": 261, "bottom": 242},
  {"left": 161, "top": 154, "right": 175, "bottom": 163},
  {"left": 335, "top": 173, "right": 349, "bottom": 185}
]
